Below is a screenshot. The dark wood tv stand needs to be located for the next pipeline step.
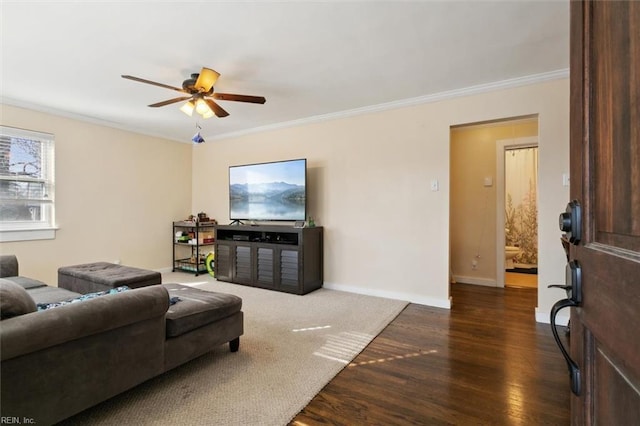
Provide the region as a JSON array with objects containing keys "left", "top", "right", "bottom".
[{"left": 214, "top": 224, "right": 323, "bottom": 295}]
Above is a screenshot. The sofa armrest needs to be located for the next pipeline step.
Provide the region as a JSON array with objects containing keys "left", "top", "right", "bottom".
[
  {"left": 0, "top": 285, "right": 169, "bottom": 361},
  {"left": 0, "top": 255, "right": 19, "bottom": 278}
]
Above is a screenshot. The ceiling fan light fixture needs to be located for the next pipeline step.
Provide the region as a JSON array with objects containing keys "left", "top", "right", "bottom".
[
  {"left": 194, "top": 67, "right": 220, "bottom": 92},
  {"left": 195, "top": 98, "right": 212, "bottom": 116},
  {"left": 122, "top": 67, "right": 265, "bottom": 120},
  {"left": 180, "top": 100, "right": 195, "bottom": 116}
]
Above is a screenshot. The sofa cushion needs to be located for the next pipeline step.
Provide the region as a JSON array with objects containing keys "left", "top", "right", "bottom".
[
  {"left": 163, "top": 283, "right": 242, "bottom": 338},
  {"left": 3, "top": 276, "right": 48, "bottom": 290},
  {"left": 0, "top": 279, "right": 37, "bottom": 319},
  {"left": 27, "top": 286, "right": 82, "bottom": 305},
  {"left": 0, "top": 255, "right": 19, "bottom": 278}
]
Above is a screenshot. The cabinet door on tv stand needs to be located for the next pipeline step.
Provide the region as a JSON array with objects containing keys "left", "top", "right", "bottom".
[
  {"left": 233, "top": 244, "right": 255, "bottom": 285},
  {"left": 278, "top": 248, "right": 302, "bottom": 293},
  {"left": 256, "top": 246, "right": 276, "bottom": 289},
  {"left": 214, "top": 243, "right": 233, "bottom": 281}
]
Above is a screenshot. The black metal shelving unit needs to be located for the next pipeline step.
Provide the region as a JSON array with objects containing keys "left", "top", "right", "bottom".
[{"left": 172, "top": 221, "right": 216, "bottom": 276}]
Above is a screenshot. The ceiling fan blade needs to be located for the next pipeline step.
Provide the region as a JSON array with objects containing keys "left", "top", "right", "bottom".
[
  {"left": 148, "top": 96, "right": 193, "bottom": 107},
  {"left": 212, "top": 93, "right": 266, "bottom": 104},
  {"left": 121, "top": 75, "right": 187, "bottom": 94},
  {"left": 205, "top": 99, "right": 229, "bottom": 118},
  {"left": 194, "top": 67, "right": 220, "bottom": 92}
]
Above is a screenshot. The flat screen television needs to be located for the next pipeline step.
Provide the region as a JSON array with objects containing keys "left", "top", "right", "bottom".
[{"left": 229, "top": 158, "right": 306, "bottom": 222}]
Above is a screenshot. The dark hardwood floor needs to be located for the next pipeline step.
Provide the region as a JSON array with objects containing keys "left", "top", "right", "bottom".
[{"left": 291, "top": 283, "right": 570, "bottom": 425}]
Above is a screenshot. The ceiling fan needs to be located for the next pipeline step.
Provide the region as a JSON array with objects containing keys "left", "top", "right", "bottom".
[{"left": 121, "top": 67, "right": 266, "bottom": 119}]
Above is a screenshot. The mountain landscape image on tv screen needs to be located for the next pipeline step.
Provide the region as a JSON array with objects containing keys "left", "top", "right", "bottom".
[{"left": 229, "top": 159, "right": 306, "bottom": 221}]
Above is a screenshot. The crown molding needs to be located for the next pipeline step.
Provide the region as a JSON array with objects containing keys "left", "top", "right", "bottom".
[
  {"left": 0, "top": 96, "right": 184, "bottom": 143},
  {"left": 2, "top": 68, "right": 568, "bottom": 144},
  {"left": 208, "top": 68, "right": 569, "bottom": 141}
]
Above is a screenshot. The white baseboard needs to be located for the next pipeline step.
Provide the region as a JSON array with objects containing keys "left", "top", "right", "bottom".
[
  {"left": 323, "top": 282, "right": 451, "bottom": 309},
  {"left": 536, "top": 308, "right": 569, "bottom": 326},
  {"left": 158, "top": 268, "right": 451, "bottom": 309},
  {"left": 452, "top": 275, "right": 498, "bottom": 287}
]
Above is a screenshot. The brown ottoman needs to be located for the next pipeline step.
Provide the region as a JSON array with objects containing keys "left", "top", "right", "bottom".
[
  {"left": 58, "top": 262, "right": 162, "bottom": 294},
  {"left": 162, "top": 283, "right": 244, "bottom": 371}
]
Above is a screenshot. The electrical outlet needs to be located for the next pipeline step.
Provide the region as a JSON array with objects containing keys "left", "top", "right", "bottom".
[{"left": 471, "top": 259, "right": 478, "bottom": 270}]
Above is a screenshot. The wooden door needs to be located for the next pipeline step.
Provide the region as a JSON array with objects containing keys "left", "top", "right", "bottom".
[{"left": 569, "top": 1, "right": 640, "bottom": 424}]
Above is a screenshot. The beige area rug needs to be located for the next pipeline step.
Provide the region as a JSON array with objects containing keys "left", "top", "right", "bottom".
[{"left": 60, "top": 273, "right": 408, "bottom": 426}]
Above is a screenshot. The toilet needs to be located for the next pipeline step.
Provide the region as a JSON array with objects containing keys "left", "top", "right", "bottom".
[{"left": 505, "top": 246, "right": 521, "bottom": 269}]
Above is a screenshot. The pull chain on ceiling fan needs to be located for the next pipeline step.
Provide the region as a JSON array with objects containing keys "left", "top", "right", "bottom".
[{"left": 121, "top": 67, "right": 266, "bottom": 118}]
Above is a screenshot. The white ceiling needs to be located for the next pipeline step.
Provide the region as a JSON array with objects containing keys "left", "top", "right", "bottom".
[{"left": 1, "top": 1, "right": 569, "bottom": 143}]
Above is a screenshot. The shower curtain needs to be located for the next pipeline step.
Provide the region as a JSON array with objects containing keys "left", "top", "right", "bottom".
[{"left": 505, "top": 147, "right": 538, "bottom": 265}]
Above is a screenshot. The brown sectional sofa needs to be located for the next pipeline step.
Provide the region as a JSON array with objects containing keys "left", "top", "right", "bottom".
[{"left": 0, "top": 255, "right": 243, "bottom": 425}]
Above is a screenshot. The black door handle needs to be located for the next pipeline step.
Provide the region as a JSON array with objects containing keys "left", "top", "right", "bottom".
[
  {"left": 549, "top": 261, "right": 582, "bottom": 305},
  {"left": 550, "top": 298, "right": 581, "bottom": 395},
  {"left": 548, "top": 284, "right": 572, "bottom": 291},
  {"left": 548, "top": 260, "right": 582, "bottom": 395}
]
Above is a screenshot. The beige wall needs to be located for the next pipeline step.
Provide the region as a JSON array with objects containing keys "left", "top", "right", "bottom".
[
  {"left": 450, "top": 119, "right": 538, "bottom": 285},
  {"left": 0, "top": 77, "right": 569, "bottom": 321},
  {"left": 0, "top": 105, "right": 192, "bottom": 285},
  {"left": 192, "top": 78, "right": 570, "bottom": 318}
]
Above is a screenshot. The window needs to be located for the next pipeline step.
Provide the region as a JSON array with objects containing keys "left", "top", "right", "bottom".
[{"left": 0, "top": 126, "right": 56, "bottom": 241}]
